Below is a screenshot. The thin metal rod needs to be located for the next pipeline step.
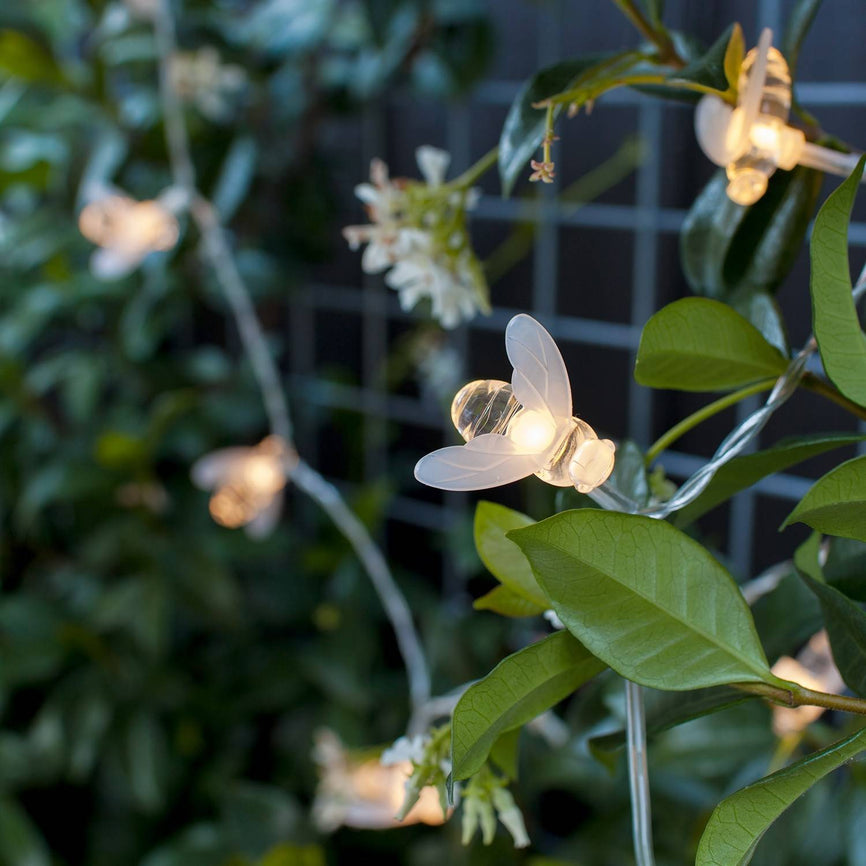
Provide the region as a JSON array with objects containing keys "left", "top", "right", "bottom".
[{"left": 151, "top": 0, "right": 430, "bottom": 722}]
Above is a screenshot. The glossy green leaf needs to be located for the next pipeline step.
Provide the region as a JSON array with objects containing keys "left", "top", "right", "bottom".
[
  {"left": 635, "top": 297, "right": 788, "bottom": 392},
  {"left": 733, "top": 292, "right": 789, "bottom": 355},
  {"left": 681, "top": 166, "right": 822, "bottom": 301},
  {"left": 474, "top": 501, "right": 547, "bottom": 607},
  {"left": 0, "top": 796, "right": 51, "bottom": 866},
  {"left": 810, "top": 158, "right": 866, "bottom": 407},
  {"left": 489, "top": 727, "right": 521, "bottom": 780},
  {"left": 451, "top": 630, "right": 604, "bottom": 780},
  {"left": 695, "top": 726, "right": 866, "bottom": 866},
  {"left": 794, "top": 531, "right": 824, "bottom": 583},
  {"left": 752, "top": 573, "right": 823, "bottom": 665},
  {"left": 473, "top": 584, "right": 546, "bottom": 618},
  {"left": 675, "top": 433, "right": 866, "bottom": 526},
  {"left": 498, "top": 54, "right": 611, "bottom": 196},
  {"left": 510, "top": 511, "right": 778, "bottom": 690},
  {"left": 782, "top": 0, "right": 824, "bottom": 78},
  {"left": 799, "top": 573, "right": 866, "bottom": 697},
  {"left": 668, "top": 24, "right": 734, "bottom": 94},
  {"left": 825, "top": 537, "right": 866, "bottom": 602},
  {"left": 783, "top": 455, "right": 866, "bottom": 541}
]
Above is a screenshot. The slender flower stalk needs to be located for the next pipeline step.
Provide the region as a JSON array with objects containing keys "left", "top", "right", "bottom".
[{"left": 152, "top": 0, "right": 430, "bottom": 722}]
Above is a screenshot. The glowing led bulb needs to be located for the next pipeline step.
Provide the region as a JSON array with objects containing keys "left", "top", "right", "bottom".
[
  {"left": 79, "top": 192, "right": 180, "bottom": 279},
  {"left": 191, "top": 435, "right": 296, "bottom": 538},
  {"left": 415, "top": 314, "right": 615, "bottom": 493},
  {"left": 311, "top": 730, "right": 446, "bottom": 832},
  {"left": 695, "top": 28, "right": 865, "bottom": 205}
]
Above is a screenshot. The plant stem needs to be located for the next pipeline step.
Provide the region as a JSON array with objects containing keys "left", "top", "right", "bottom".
[
  {"left": 736, "top": 680, "right": 866, "bottom": 716},
  {"left": 608, "top": 0, "right": 683, "bottom": 67},
  {"left": 447, "top": 145, "right": 499, "bottom": 190},
  {"left": 644, "top": 379, "right": 777, "bottom": 466},
  {"left": 801, "top": 372, "right": 866, "bottom": 421}
]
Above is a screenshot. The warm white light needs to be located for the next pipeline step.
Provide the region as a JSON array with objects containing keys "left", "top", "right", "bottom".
[
  {"left": 507, "top": 409, "right": 557, "bottom": 452},
  {"left": 312, "top": 730, "right": 446, "bottom": 832},
  {"left": 750, "top": 121, "right": 779, "bottom": 151},
  {"left": 191, "top": 435, "right": 294, "bottom": 535},
  {"left": 770, "top": 631, "right": 845, "bottom": 736}
]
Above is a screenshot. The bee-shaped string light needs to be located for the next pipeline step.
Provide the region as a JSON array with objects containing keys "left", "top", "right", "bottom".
[{"left": 414, "top": 314, "right": 615, "bottom": 494}]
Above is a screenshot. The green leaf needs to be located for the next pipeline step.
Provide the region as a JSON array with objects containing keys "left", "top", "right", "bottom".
[
  {"left": 695, "top": 726, "right": 866, "bottom": 866},
  {"left": 489, "top": 727, "right": 521, "bottom": 780},
  {"left": 509, "top": 510, "right": 776, "bottom": 690},
  {"left": 825, "top": 538, "right": 866, "bottom": 602},
  {"left": 723, "top": 22, "right": 745, "bottom": 93},
  {"left": 589, "top": 685, "right": 754, "bottom": 756},
  {"left": 675, "top": 433, "right": 866, "bottom": 526},
  {"left": 798, "top": 573, "right": 866, "bottom": 697},
  {"left": 782, "top": 0, "right": 824, "bottom": 79},
  {"left": 752, "top": 573, "right": 823, "bottom": 665},
  {"left": 669, "top": 24, "right": 735, "bottom": 94},
  {"left": 474, "top": 501, "right": 547, "bottom": 607},
  {"left": 0, "top": 30, "right": 65, "bottom": 86},
  {"left": 681, "top": 166, "right": 822, "bottom": 301},
  {"left": 498, "top": 54, "right": 611, "bottom": 196},
  {"left": 783, "top": 455, "right": 866, "bottom": 542},
  {"left": 733, "top": 292, "right": 789, "bottom": 355},
  {"left": 810, "top": 158, "right": 866, "bottom": 407},
  {"left": 793, "top": 531, "right": 824, "bottom": 583},
  {"left": 635, "top": 297, "right": 788, "bottom": 392},
  {"left": 451, "top": 630, "right": 604, "bottom": 780},
  {"left": 473, "top": 585, "right": 546, "bottom": 618},
  {"left": 0, "top": 795, "right": 51, "bottom": 866}
]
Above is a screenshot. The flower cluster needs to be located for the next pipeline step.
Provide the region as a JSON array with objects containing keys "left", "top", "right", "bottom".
[
  {"left": 343, "top": 146, "right": 489, "bottom": 329},
  {"left": 169, "top": 47, "right": 246, "bottom": 121},
  {"left": 461, "top": 764, "right": 530, "bottom": 849},
  {"left": 381, "top": 725, "right": 529, "bottom": 849}
]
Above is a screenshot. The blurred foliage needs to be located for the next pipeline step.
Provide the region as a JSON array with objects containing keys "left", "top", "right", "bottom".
[{"left": 0, "top": 0, "right": 497, "bottom": 864}]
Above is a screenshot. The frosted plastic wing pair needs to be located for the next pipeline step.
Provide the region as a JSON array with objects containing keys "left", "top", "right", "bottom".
[
  {"left": 695, "top": 28, "right": 865, "bottom": 206},
  {"left": 414, "top": 314, "right": 615, "bottom": 492}
]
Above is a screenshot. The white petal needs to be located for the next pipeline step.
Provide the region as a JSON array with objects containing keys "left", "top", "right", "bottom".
[
  {"left": 362, "top": 241, "right": 392, "bottom": 273},
  {"left": 416, "top": 146, "right": 450, "bottom": 186}
]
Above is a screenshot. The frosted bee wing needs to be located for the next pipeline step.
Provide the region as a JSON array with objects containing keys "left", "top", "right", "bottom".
[
  {"left": 190, "top": 447, "right": 250, "bottom": 490},
  {"left": 414, "top": 433, "right": 545, "bottom": 491},
  {"left": 733, "top": 28, "right": 772, "bottom": 155},
  {"left": 245, "top": 491, "right": 283, "bottom": 539},
  {"left": 505, "top": 314, "right": 572, "bottom": 420}
]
